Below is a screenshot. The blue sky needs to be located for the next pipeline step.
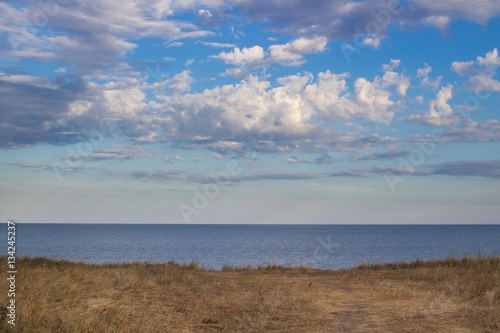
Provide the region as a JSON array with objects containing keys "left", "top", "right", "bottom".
[{"left": 1, "top": 0, "right": 499, "bottom": 224}]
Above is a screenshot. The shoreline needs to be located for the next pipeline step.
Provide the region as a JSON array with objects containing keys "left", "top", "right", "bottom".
[{"left": 4, "top": 252, "right": 498, "bottom": 271}]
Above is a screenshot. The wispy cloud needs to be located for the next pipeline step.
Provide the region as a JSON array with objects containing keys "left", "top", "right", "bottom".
[
  {"left": 200, "top": 41, "right": 237, "bottom": 48},
  {"left": 373, "top": 160, "right": 500, "bottom": 179}
]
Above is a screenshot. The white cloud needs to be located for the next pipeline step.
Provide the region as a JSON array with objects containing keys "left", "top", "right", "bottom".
[
  {"left": 197, "top": 9, "right": 213, "bottom": 20},
  {"left": 165, "top": 42, "right": 184, "bottom": 47},
  {"left": 466, "top": 74, "right": 500, "bottom": 93},
  {"left": 380, "top": 68, "right": 410, "bottom": 96},
  {"left": 451, "top": 61, "right": 475, "bottom": 76},
  {"left": 362, "top": 37, "right": 382, "bottom": 49},
  {"left": 412, "top": 0, "right": 500, "bottom": 24},
  {"left": 430, "top": 85, "right": 454, "bottom": 117},
  {"left": 163, "top": 155, "right": 188, "bottom": 163},
  {"left": 382, "top": 59, "right": 400, "bottom": 71},
  {"left": 145, "top": 70, "right": 195, "bottom": 93},
  {"left": 213, "top": 45, "right": 265, "bottom": 67},
  {"left": 200, "top": 41, "right": 237, "bottom": 48},
  {"left": 268, "top": 36, "right": 327, "bottom": 65},
  {"left": 423, "top": 15, "right": 450, "bottom": 30},
  {"left": 452, "top": 48, "right": 500, "bottom": 93},
  {"left": 221, "top": 68, "right": 251, "bottom": 79},
  {"left": 477, "top": 48, "right": 500, "bottom": 69},
  {"left": 351, "top": 78, "right": 396, "bottom": 123},
  {"left": 213, "top": 37, "right": 327, "bottom": 72},
  {"left": 407, "top": 84, "right": 459, "bottom": 127},
  {"left": 417, "top": 63, "right": 442, "bottom": 89},
  {"left": 167, "top": 70, "right": 195, "bottom": 93}
]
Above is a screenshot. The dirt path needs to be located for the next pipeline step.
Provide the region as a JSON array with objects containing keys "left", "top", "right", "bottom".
[{"left": 303, "top": 276, "right": 473, "bottom": 332}]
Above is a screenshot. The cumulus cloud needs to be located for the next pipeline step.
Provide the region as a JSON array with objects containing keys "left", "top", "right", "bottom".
[
  {"left": 154, "top": 70, "right": 405, "bottom": 151},
  {"left": 166, "top": 70, "right": 195, "bottom": 93},
  {"left": 382, "top": 59, "right": 401, "bottom": 71},
  {"left": 380, "top": 61, "right": 410, "bottom": 96},
  {"left": 304, "top": 71, "right": 398, "bottom": 124},
  {"left": 0, "top": 62, "right": 411, "bottom": 152},
  {"left": 1, "top": 53, "right": 496, "bottom": 161},
  {"left": 406, "top": 84, "right": 459, "bottom": 127},
  {"left": 451, "top": 61, "right": 475, "bottom": 76},
  {"left": 305, "top": 62, "right": 410, "bottom": 124},
  {"left": 156, "top": 74, "right": 322, "bottom": 143},
  {"left": 362, "top": 37, "right": 382, "bottom": 49},
  {"left": 213, "top": 36, "right": 327, "bottom": 73},
  {"left": 417, "top": 63, "right": 442, "bottom": 89},
  {"left": 213, "top": 45, "right": 265, "bottom": 68},
  {"left": 451, "top": 48, "right": 500, "bottom": 93},
  {"left": 268, "top": 36, "right": 327, "bottom": 66}
]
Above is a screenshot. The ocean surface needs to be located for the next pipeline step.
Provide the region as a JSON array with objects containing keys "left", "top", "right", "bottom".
[{"left": 5, "top": 224, "right": 500, "bottom": 270}]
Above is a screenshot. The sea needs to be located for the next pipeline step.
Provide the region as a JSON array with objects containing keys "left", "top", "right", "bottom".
[{"left": 5, "top": 224, "right": 500, "bottom": 270}]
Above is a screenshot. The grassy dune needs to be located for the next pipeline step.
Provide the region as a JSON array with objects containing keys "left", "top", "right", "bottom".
[{"left": 0, "top": 255, "right": 499, "bottom": 332}]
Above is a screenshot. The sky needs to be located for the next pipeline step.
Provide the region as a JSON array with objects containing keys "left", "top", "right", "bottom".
[{"left": 0, "top": 0, "right": 499, "bottom": 224}]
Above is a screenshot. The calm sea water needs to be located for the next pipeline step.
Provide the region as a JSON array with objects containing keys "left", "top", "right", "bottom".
[{"left": 5, "top": 224, "right": 500, "bottom": 270}]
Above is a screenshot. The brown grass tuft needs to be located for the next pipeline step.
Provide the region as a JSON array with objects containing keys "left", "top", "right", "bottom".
[{"left": 0, "top": 254, "right": 498, "bottom": 332}]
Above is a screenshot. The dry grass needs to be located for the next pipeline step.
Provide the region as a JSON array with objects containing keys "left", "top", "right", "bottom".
[{"left": 0, "top": 254, "right": 498, "bottom": 332}]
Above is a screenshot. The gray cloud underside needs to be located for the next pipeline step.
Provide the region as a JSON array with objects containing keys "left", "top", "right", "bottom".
[
  {"left": 145, "top": 159, "right": 500, "bottom": 183},
  {"left": 372, "top": 160, "right": 500, "bottom": 179},
  {"left": 357, "top": 150, "right": 410, "bottom": 161},
  {"left": 7, "top": 159, "right": 500, "bottom": 182},
  {"left": 235, "top": 0, "right": 500, "bottom": 39},
  {"left": 0, "top": 78, "right": 90, "bottom": 148}
]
